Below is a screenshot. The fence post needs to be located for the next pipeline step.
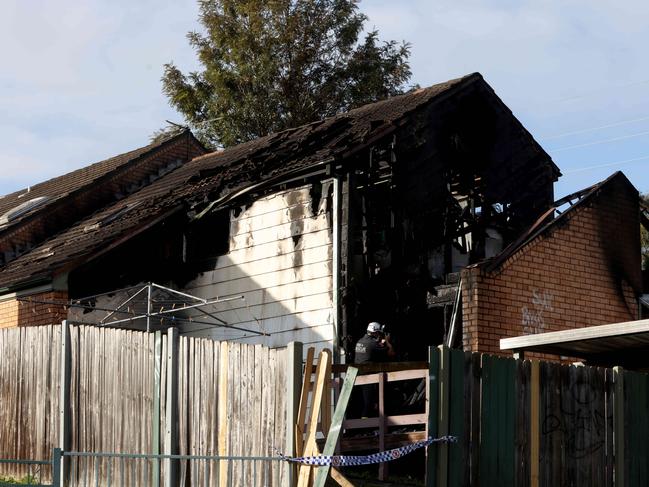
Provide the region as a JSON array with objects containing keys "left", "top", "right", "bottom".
[
  {"left": 152, "top": 330, "right": 162, "bottom": 487},
  {"left": 426, "top": 346, "right": 439, "bottom": 487},
  {"left": 530, "top": 360, "right": 540, "bottom": 487},
  {"left": 313, "top": 366, "right": 358, "bottom": 487},
  {"left": 164, "top": 328, "right": 179, "bottom": 487},
  {"left": 218, "top": 342, "right": 229, "bottom": 487},
  {"left": 286, "top": 341, "right": 303, "bottom": 487},
  {"left": 437, "top": 345, "right": 450, "bottom": 487},
  {"left": 52, "top": 448, "right": 62, "bottom": 487},
  {"left": 58, "top": 321, "right": 71, "bottom": 487},
  {"left": 614, "top": 366, "right": 625, "bottom": 487}
]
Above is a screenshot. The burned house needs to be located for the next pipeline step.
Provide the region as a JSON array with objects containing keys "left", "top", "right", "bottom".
[{"left": 0, "top": 73, "right": 644, "bottom": 361}]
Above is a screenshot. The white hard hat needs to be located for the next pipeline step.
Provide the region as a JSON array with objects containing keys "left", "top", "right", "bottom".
[{"left": 367, "top": 322, "right": 384, "bottom": 333}]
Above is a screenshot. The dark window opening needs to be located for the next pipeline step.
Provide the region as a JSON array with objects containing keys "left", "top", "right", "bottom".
[{"left": 183, "top": 209, "right": 230, "bottom": 271}]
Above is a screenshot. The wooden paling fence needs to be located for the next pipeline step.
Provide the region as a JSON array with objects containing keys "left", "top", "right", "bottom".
[
  {"left": 0, "top": 323, "right": 292, "bottom": 486},
  {"left": 3, "top": 325, "right": 649, "bottom": 486},
  {"left": 0, "top": 325, "right": 61, "bottom": 481},
  {"left": 429, "top": 346, "right": 649, "bottom": 487}
]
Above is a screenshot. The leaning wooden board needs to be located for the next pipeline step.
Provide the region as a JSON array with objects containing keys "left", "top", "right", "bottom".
[{"left": 313, "top": 366, "right": 358, "bottom": 487}]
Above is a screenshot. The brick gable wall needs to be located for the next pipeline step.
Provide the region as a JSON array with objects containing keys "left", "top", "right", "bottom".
[{"left": 462, "top": 174, "right": 641, "bottom": 357}]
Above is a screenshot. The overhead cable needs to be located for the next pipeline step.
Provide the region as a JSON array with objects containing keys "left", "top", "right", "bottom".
[
  {"left": 562, "top": 154, "right": 649, "bottom": 175},
  {"left": 540, "top": 115, "right": 649, "bottom": 141},
  {"left": 549, "top": 130, "right": 649, "bottom": 153}
]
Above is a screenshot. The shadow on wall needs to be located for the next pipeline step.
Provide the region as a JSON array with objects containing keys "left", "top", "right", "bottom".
[{"left": 67, "top": 183, "right": 336, "bottom": 357}]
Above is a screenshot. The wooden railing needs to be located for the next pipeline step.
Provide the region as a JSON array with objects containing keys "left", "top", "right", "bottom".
[{"left": 331, "top": 362, "right": 430, "bottom": 481}]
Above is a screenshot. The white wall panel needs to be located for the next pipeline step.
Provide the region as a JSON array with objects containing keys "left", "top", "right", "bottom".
[{"left": 181, "top": 184, "right": 335, "bottom": 350}]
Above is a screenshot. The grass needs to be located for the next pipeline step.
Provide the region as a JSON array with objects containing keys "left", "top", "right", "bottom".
[{"left": 0, "top": 474, "right": 39, "bottom": 485}]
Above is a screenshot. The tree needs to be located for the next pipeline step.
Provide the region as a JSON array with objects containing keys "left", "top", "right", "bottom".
[{"left": 161, "top": 0, "right": 412, "bottom": 148}]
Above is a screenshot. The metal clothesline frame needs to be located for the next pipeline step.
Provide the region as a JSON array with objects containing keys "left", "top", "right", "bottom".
[{"left": 20, "top": 281, "right": 268, "bottom": 337}]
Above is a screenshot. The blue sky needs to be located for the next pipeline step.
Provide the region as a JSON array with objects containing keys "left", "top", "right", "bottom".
[{"left": 1, "top": 0, "right": 648, "bottom": 199}]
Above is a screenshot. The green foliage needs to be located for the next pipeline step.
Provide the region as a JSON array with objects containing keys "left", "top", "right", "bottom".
[
  {"left": 161, "top": 0, "right": 413, "bottom": 148},
  {"left": 0, "top": 474, "right": 38, "bottom": 485}
]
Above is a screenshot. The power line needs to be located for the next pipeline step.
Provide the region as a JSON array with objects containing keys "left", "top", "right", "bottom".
[
  {"left": 539, "top": 115, "right": 649, "bottom": 141},
  {"left": 542, "top": 77, "right": 649, "bottom": 105},
  {"left": 549, "top": 129, "right": 649, "bottom": 153},
  {"left": 562, "top": 154, "right": 649, "bottom": 175}
]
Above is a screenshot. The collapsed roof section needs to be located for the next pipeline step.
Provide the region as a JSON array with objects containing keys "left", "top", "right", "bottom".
[{"left": 0, "top": 72, "right": 559, "bottom": 291}]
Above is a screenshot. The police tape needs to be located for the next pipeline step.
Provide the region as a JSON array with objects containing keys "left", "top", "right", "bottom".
[{"left": 276, "top": 435, "right": 457, "bottom": 467}]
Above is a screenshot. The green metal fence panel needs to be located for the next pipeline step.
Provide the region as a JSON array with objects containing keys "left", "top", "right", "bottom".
[
  {"left": 624, "top": 370, "right": 649, "bottom": 487},
  {"left": 514, "top": 359, "right": 530, "bottom": 487},
  {"left": 426, "top": 346, "right": 439, "bottom": 487},
  {"left": 0, "top": 456, "right": 53, "bottom": 487},
  {"left": 448, "top": 348, "right": 466, "bottom": 487},
  {"left": 480, "top": 354, "right": 515, "bottom": 487}
]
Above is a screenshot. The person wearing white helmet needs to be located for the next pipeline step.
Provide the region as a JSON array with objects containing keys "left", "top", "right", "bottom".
[
  {"left": 354, "top": 321, "right": 395, "bottom": 417},
  {"left": 355, "top": 322, "right": 394, "bottom": 363}
]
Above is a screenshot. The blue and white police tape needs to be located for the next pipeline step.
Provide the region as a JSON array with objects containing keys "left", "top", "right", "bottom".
[{"left": 277, "top": 435, "right": 457, "bottom": 467}]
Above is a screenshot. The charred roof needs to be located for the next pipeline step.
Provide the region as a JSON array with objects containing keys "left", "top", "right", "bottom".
[
  {"left": 0, "top": 73, "right": 560, "bottom": 290},
  {"left": 0, "top": 130, "right": 206, "bottom": 268}
]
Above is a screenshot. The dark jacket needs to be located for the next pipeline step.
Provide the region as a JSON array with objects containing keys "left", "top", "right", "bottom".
[{"left": 354, "top": 334, "right": 388, "bottom": 364}]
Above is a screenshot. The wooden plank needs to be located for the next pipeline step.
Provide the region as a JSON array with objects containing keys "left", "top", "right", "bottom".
[
  {"left": 426, "top": 346, "right": 439, "bottom": 487},
  {"left": 332, "top": 361, "right": 429, "bottom": 374},
  {"left": 296, "top": 347, "right": 315, "bottom": 456},
  {"left": 232, "top": 342, "right": 243, "bottom": 485},
  {"left": 276, "top": 348, "right": 289, "bottom": 487},
  {"left": 340, "top": 431, "right": 428, "bottom": 452},
  {"left": 164, "top": 328, "right": 179, "bottom": 487},
  {"left": 260, "top": 345, "right": 272, "bottom": 485},
  {"left": 343, "top": 413, "right": 427, "bottom": 429},
  {"left": 387, "top": 369, "right": 429, "bottom": 381},
  {"left": 286, "top": 341, "right": 303, "bottom": 472},
  {"left": 322, "top": 354, "right": 332, "bottom": 436},
  {"left": 218, "top": 341, "right": 229, "bottom": 487},
  {"left": 330, "top": 467, "right": 355, "bottom": 487},
  {"left": 59, "top": 321, "right": 71, "bottom": 487},
  {"left": 530, "top": 360, "right": 540, "bottom": 487},
  {"left": 251, "top": 344, "right": 262, "bottom": 487},
  {"left": 500, "top": 318, "right": 649, "bottom": 352},
  {"left": 297, "top": 349, "right": 331, "bottom": 487},
  {"left": 152, "top": 330, "right": 162, "bottom": 487},
  {"left": 313, "top": 367, "right": 358, "bottom": 487}
]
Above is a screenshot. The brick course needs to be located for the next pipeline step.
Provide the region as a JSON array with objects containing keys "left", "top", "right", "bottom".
[
  {"left": 462, "top": 173, "right": 641, "bottom": 358},
  {"left": 0, "top": 290, "right": 68, "bottom": 328}
]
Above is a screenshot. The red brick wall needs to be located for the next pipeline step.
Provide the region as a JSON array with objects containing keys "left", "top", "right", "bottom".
[
  {"left": 0, "top": 290, "right": 68, "bottom": 328},
  {"left": 462, "top": 173, "right": 641, "bottom": 356}
]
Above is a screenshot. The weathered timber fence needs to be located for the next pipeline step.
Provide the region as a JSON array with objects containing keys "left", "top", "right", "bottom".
[
  {"left": 4, "top": 325, "right": 649, "bottom": 486},
  {"left": 0, "top": 325, "right": 61, "bottom": 481},
  {"left": 427, "top": 346, "right": 649, "bottom": 487},
  {"left": 0, "top": 323, "right": 293, "bottom": 486}
]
